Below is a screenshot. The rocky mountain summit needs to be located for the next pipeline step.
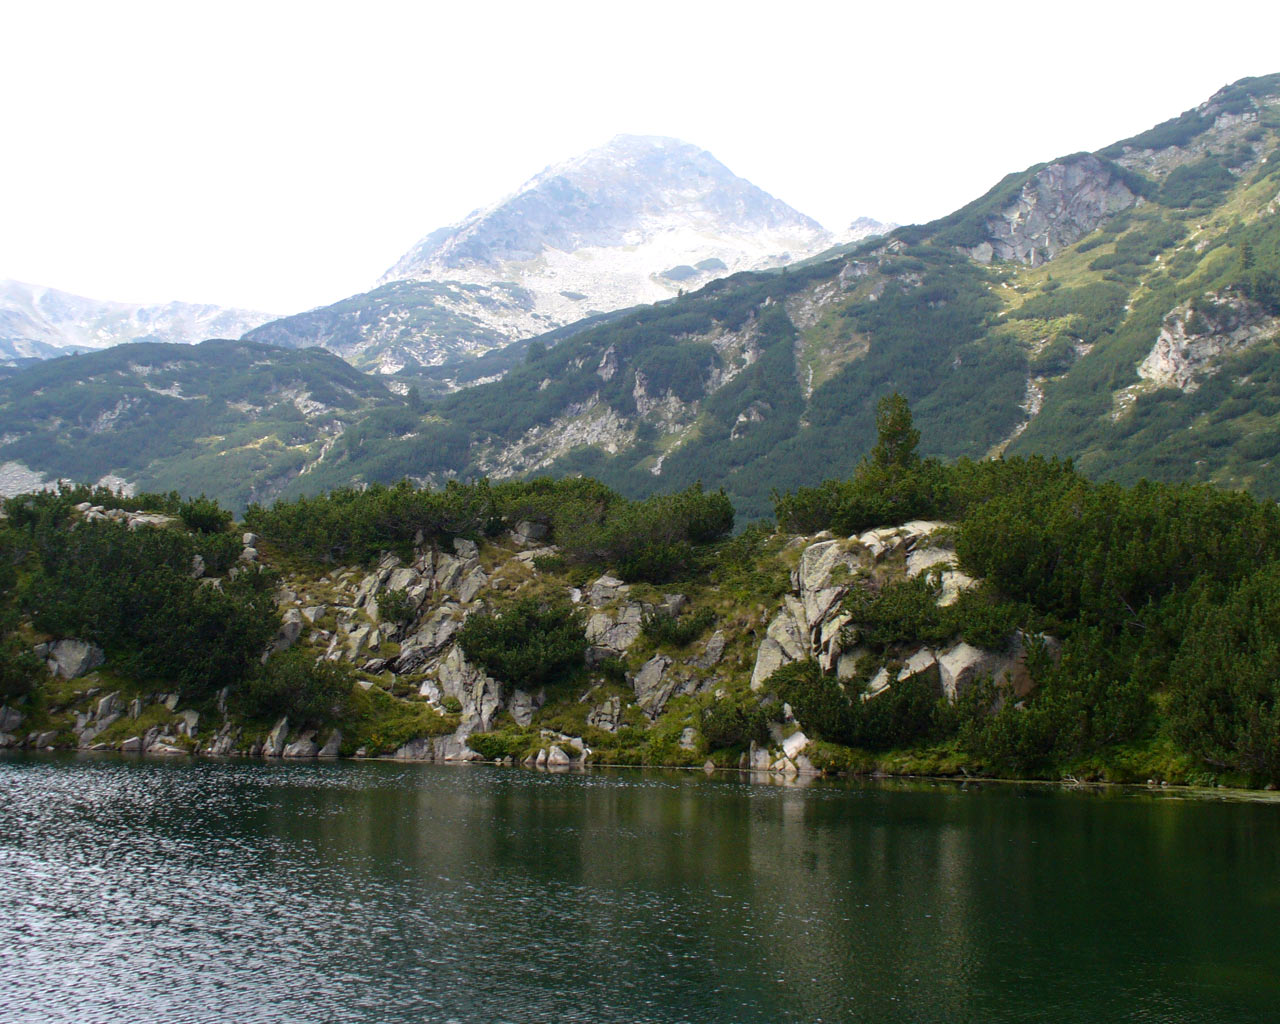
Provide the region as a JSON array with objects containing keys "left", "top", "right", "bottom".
[
  {"left": 382, "top": 135, "right": 834, "bottom": 296},
  {"left": 248, "top": 136, "right": 889, "bottom": 373},
  {"left": 0, "top": 280, "right": 274, "bottom": 364}
]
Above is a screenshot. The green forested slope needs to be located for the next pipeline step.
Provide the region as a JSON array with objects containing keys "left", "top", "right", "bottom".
[{"left": 0, "top": 340, "right": 400, "bottom": 510}]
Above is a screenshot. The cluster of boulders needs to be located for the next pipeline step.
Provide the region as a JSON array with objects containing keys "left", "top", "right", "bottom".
[
  {"left": 750, "top": 521, "right": 976, "bottom": 689},
  {"left": 579, "top": 574, "right": 723, "bottom": 725},
  {"left": 262, "top": 527, "right": 731, "bottom": 764},
  {"left": 73, "top": 501, "right": 175, "bottom": 531},
  {"left": 0, "top": 687, "right": 201, "bottom": 754},
  {"left": 0, "top": 704, "right": 55, "bottom": 750},
  {"left": 740, "top": 521, "right": 1042, "bottom": 774}
]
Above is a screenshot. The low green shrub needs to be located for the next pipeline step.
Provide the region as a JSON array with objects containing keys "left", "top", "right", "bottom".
[
  {"left": 240, "top": 649, "right": 355, "bottom": 723},
  {"left": 377, "top": 588, "right": 417, "bottom": 628},
  {"left": 700, "top": 695, "right": 770, "bottom": 750},
  {"left": 457, "top": 595, "right": 586, "bottom": 689},
  {"left": 641, "top": 607, "right": 716, "bottom": 647},
  {"left": 466, "top": 730, "right": 530, "bottom": 760},
  {"left": 178, "top": 495, "right": 233, "bottom": 534}
]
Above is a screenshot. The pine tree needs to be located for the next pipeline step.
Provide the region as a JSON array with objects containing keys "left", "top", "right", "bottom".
[{"left": 869, "top": 393, "right": 920, "bottom": 470}]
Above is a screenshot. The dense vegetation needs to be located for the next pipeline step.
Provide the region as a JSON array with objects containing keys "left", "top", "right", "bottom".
[
  {"left": 246, "top": 477, "right": 733, "bottom": 583},
  {"left": 456, "top": 596, "right": 586, "bottom": 692},
  {"left": 767, "top": 397, "right": 1280, "bottom": 785},
  {"left": 2, "top": 487, "right": 279, "bottom": 701},
  {"left": 6, "top": 390, "right": 1280, "bottom": 787}
]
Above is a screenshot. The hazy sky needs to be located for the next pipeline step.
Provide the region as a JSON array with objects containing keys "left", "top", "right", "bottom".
[{"left": 3, "top": 0, "right": 1279, "bottom": 313}]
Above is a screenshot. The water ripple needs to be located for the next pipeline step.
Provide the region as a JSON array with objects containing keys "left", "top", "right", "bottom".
[{"left": 1, "top": 755, "right": 1278, "bottom": 1023}]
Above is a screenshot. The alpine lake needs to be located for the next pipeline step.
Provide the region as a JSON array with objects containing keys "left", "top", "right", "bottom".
[{"left": 2, "top": 754, "right": 1277, "bottom": 1023}]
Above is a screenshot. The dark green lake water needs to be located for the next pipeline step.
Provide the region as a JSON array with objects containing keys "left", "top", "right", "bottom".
[{"left": 1, "top": 756, "right": 1278, "bottom": 1023}]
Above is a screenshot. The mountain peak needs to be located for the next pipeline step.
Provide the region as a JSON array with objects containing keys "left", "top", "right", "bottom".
[{"left": 378, "top": 136, "right": 829, "bottom": 286}]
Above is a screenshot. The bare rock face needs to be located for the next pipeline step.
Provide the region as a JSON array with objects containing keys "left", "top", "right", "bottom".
[
  {"left": 283, "top": 731, "right": 320, "bottom": 758},
  {"left": 964, "top": 155, "right": 1139, "bottom": 266},
  {"left": 586, "top": 696, "right": 623, "bottom": 733},
  {"left": 317, "top": 730, "right": 341, "bottom": 758},
  {"left": 693, "top": 630, "right": 726, "bottom": 669},
  {"left": 585, "top": 602, "right": 647, "bottom": 660},
  {"left": 263, "top": 717, "right": 289, "bottom": 757},
  {"left": 511, "top": 520, "right": 549, "bottom": 546},
  {"left": 0, "top": 705, "right": 23, "bottom": 733},
  {"left": 508, "top": 688, "right": 545, "bottom": 728},
  {"left": 434, "top": 646, "right": 501, "bottom": 733},
  {"left": 270, "top": 608, "right": 306, "bottom": 656},
  {"left": 587, "top": 574, "right": 629, "bottom": 607},
  {"left": 750, "top": 523, "right": 988, "bottom": 698},
  {"left": 750, "top": 598, "right": 810, "bottom": 690},
  {"left": 394, "top": 603, "right": 465, "bottom": 673},
  {"left": 1138, "top": 296, "right": 1280, "bottom": 392}
]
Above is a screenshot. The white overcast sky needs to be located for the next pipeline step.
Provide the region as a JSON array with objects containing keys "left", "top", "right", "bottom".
[{"left": 2, "top": 0, "right": 1279, "bottom": 313}]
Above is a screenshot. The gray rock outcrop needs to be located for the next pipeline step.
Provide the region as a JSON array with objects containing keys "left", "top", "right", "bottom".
[
  {"left": 1137, "top": 296, "right": 1280, "bottom": 393},
  {"left": 508, "top": 688, "right": 545, "bottom": 728},
  {"left": 318, "top": 730, "right": 342, "bottom": 757},
  {"left": 632, "top": 654, "right": 676, "bottom": 717},
  {"left": 963, "top": 155, "right": 1139, "bottom": 266},
  {"left": 270, "top": 608, "right": 306, "bottom": 656},
  {"left": 586, "top": 696, "right": 623, "bottom": 732},
  {"left": 0, "top": 705, "right": 23, "bottom": 733},
  {"left": 511, "top": 520, "right": 549, "bottom": 546},
  {"left": 750, "top": 523, "right": 987, "bottom": 698},
  {"left": 44, "top": 639, "right": 105, "bottom": 679},
  {"left": 263, "top": 717, "right": 289, "bottom": 757},
  {"left": 586, "top": 601, "right": 647, "bottom": 660},
  {"left": 283, "top": 732, "right": 320, "bottom": 758}
]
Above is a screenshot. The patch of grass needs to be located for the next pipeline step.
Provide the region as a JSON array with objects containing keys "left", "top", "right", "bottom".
[
  {"left": 92, "top": 703, "right": 176, "bottom": 746},
  {"left": 339, "top": 685, "right": 453, "bottom": 756}
]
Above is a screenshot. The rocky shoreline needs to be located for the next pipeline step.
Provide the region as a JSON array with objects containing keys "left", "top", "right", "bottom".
[{"left": 2, "top": 511, "right": 1043, "bottom": 780}]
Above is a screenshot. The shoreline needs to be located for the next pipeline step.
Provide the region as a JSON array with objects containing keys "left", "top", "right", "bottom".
[{"left": 9, "top": 746, "right": 1280, "bottom": 804}]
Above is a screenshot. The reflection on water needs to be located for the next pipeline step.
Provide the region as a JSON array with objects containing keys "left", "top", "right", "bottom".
[{"left": 2, "top": 755, "right": 1278, "bottom": 1023}]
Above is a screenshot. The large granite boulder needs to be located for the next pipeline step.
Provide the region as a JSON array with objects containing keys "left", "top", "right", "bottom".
[
  {"left": 263, "top": 717, "right": 289, "bottom": 757},
  {"left": 45, "top": 639, "right": 105, "bottom": 679},
  {"left": 632, "top": 654, "right": 676, "bottom": 718}
]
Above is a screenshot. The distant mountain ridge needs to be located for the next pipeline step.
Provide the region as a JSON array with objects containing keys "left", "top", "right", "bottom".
[
  {"left": 247, "top": 135, "right": 890, "bottom": 373},
  {"left": 0, "top": 280, "right": 275, "bottom": 364}
]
